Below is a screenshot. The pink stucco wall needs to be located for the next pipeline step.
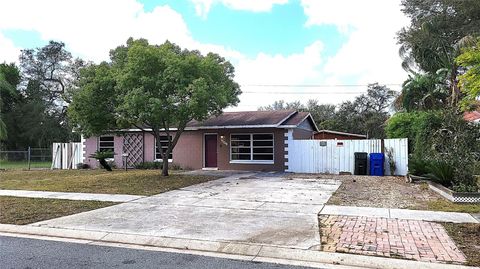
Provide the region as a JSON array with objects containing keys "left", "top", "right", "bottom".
[
  {"left": 83, "top": 135, "right": 124, "bottom": 169},
  {"left": 84, "top": 128, "right": 289, "bottom": 171}
]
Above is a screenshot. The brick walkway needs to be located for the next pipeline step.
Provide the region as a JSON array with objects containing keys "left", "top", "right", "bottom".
[{"left": 320, "top": 215, "right": 467, "bottom": 264}]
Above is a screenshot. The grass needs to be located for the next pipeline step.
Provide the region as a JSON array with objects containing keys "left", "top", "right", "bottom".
[
  {"left": 0, "top": 169, "right": 219, "bottom": 195},
  {"left": 0, "top": 196, "right": 116, "bottom": 225},
  {"left": 420, "top": 199, "right": 480, "bottom": 213},
  {"left": 443, "top": 223, "right": 480, "bottom": 266},
  {"left": 0, "top": 160, "right": 51, "bottom": 170}
]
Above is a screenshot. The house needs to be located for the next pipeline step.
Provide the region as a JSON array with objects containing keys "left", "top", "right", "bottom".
[
  {"left": 463, "top": 110, "right": 480, "bottom": 124},
  {"left": 82, "top": 110, "right": 318, "bottom": 171},
  {"left": 313, "top": 130, "right": 367, "bottom": 140}
]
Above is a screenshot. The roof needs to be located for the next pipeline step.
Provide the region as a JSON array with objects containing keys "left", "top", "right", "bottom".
[
  {"left": 121, "top": 110, "right": 318, "bottom": 132},
  {"left": 315, "top": 130, "right": 367, "bottom": 138},
  {"left": 463, "top": 111, "right": 480, "bottom": 122},
  {"left": 187, "top": 110, "right": 297, "bottom": 128}
]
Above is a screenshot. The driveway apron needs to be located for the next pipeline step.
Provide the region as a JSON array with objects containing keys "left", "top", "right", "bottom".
[{"left": 31, "top": 174, "right": 341, "bottom": 249}]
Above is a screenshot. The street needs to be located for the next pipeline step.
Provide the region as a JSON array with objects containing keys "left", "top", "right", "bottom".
[{"left": 0, "top": 235, "right": 315, "bottom": 269}]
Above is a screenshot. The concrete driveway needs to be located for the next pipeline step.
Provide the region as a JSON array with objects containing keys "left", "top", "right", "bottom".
[{"left": 32, "top": 173, "right": 340, "bottom": 249}]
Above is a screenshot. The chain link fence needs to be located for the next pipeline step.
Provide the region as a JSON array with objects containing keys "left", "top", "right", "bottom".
[{"left": 0, "top": 147, "right": 52, "bottom": 170}]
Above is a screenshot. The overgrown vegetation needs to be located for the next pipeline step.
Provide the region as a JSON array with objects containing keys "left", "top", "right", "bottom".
[{"left": 386, "top": 0, "right": 480, "bottom": 192}]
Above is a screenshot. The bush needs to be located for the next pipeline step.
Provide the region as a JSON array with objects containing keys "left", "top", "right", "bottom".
[
  {"left": 425, "top": 161, "right": 454, "bottom": 187},
  {"left": 408, "top": 157, "right": 431, "bottom": 176},
  {"left": 89, "top": 150, "right": 115, "bottom": 171},
  {"left": 134, "top": 162, "right": 184, "bottom": 170},
  {"left": 76, "top": 163, "right": 90, "bottom": 169},
  {"left": 134, "top": 162, "right": 162, "bottom": 169}
]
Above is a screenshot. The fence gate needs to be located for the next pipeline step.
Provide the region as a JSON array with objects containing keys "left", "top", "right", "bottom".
[
  {"left": 287, "top": 138, "right": 408, "bottom": 176},
  {"left": 51, "top": 142, "right": 83, "bottom": 169},
  {"left": 123, "top": 133, "right": 144, "bottom": 168}
]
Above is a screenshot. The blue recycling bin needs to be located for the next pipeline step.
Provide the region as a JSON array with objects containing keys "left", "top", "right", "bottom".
[{"left": 369, "top": 153, "right": 384, "bottom": 176}]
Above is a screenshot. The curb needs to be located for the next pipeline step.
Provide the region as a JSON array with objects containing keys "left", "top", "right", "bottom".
[{"left": 0, "top": 224, "right": 476, "bottom": 269}]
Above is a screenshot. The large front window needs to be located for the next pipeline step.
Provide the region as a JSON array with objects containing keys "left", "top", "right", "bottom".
[
  {"left": 230, "top": 133, "right": 274, "bottom": 164},
  {"left": 155, "top": 135, "right": 173, "bottom": 161}
]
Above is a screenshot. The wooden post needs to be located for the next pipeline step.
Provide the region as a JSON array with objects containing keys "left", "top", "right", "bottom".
[{"left": 27, "top": 147, "right": 31, "bottom": 170}]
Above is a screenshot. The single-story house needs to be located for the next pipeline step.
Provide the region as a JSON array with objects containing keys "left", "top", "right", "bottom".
[
  {"left": 82, "top": 110, "right": 318, "bottom": 171},
  {"left": 313, "top": 130, "right": 367, "bottom": 140}
]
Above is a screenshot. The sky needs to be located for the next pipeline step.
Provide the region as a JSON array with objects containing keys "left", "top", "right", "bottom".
[{"left": 0, "top": 0, "right": 410, "bottom": 111}]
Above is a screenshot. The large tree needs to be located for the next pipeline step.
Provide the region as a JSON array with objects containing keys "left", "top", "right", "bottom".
[
  {"left": 258, "top": 83, "right": 395, "bottom": 138},
  {"left": 69, "top": 38, "right": 241, "bottom": 175},
  {"left": 456, "top": 38, "right": 480, "bottom": 109},
  {"left": 0, "top": 63, "right": 20, "bottom": 141},
  {"left": 398, "top": 0, "right": 480, "bottom": 106}
]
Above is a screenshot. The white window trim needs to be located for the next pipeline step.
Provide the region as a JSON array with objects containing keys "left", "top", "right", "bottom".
[
  {"left": 229, "top": 133, "right": 274, "bottom": 165},
  {"left": 98, "top": 135, "right": 115, "bottom": 161},
  {"left": 154, "top": 135, "right": 173, "bottom": 162}
]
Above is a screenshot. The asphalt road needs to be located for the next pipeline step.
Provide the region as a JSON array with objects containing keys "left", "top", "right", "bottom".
[{"left": 0, "top": 235, "right": 316, "bottom": 269}]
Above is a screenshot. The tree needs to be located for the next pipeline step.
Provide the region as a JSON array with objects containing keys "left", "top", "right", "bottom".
[
  {"left": 398, "top": 0, "right": 480, "bottom": 106},
  {"left": 394, "top": 71, "right": 450, "bottom": 112},
  {"left": 258, "top": 100, "right": 303, "bottom": 111},
  {"left": 456, "top": 38, "right": 480, "bottom": 109},
  {"left": 257, "top": 83, "right": 395, "bottom": 138},
  {"left": 69, "top": 38, "right": 241, "bottom": 176},
  {"left": 0, "top": 63, "right": 20, "bottom": 141},
  {"left": 19, "top": 41, "right": 86, "bottom": 106}
]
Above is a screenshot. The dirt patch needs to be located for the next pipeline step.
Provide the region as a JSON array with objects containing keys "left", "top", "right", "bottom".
[
  {"left": 287, "top": 174, "right": 480, "bottom": 213},
  {"left": 443, "top": 223, "right": 480, "bottom": 266},
  {"left": 321, "top": 175, "right": 440, "bottom": 209}
]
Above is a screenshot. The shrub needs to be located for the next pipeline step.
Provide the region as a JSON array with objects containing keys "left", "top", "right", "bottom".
[
  {"left": 408, "top": 157, "right": 431, "bottom": 176},
  {"left": 89, "top": 150, "right": 115, "bottom": 171},
  {"left": 134, "top": 162, "right": 162, "bottom": 169},
  {"left": 425, "top": 161, "right": 454, "bottom": 187},
  {"left": 76, "top": 163, "right": 90, "bottom": 169}
]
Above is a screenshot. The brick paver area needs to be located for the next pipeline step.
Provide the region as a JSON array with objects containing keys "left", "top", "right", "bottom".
[{"left": 320, "top": 215, "right": 467, "bottom": 264}]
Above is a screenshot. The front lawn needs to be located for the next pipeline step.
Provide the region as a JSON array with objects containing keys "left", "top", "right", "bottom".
[
  {"left": 0, "top": 170, "right": 219, "bottom": 195},
  {"left": 0, "top": 196, "right": 116, "bottom": 225}
]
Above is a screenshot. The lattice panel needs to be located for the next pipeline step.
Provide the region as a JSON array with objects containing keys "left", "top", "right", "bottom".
[
  {"left": 123, "top": 133, "right": 144, "bottom": 168},
  {"left": 453, "top": 195, "right": 480, "bottom": 203}
]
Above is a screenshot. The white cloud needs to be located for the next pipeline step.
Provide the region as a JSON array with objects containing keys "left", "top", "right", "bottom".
[
  {"left": 191, "top": 0, "right": 288, "bottom": 18},
  {"left": 0, "top": 32, "right": 21, "bottom": 63},
  {"left": 301, "top": 0, "right": 409, "bottom": 90}
]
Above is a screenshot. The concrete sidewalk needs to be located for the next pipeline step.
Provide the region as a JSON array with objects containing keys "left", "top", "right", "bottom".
[
  {"left": 0, "top": 189, "right": 145, "bottom": 202},
  {"left": 0, "top": 224, "right": 474, "bottom": 269},
  {"left": 320, "top": 205, "right": 479, "bottom": 223}
]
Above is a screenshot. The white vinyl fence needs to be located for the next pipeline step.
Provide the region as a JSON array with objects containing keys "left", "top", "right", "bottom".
[
  {"left": 51, "top": 142, "right": 83, "bottom": 169},
  {"left": 287, "top": 138, "right": 408, "bottom": 176}
]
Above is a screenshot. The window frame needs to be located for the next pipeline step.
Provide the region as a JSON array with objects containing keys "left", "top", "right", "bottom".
[
  {"left": 230, "top": 133, "right": 274, "bottom": 164},
  {"left": 98, "top": 136, "right": 115, "bottom": 153},
  {"left": 154, "top": 135, "right": 173, "bottom": 162}
]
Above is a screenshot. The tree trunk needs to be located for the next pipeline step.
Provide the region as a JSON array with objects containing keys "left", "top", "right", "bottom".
[
  {"left": 99, "top": 158, "right": 112, "bottom": 171},
  {"left": 162, "top": 155, "right": 169, "bottom": 176}
]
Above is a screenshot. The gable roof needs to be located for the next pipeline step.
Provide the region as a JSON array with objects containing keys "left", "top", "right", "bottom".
[
  {"left": 119, "top": 110, "right": 318, "bottom": 132},
  {"left": 187, "top": 110, "right": 297, "bottom": 128}
]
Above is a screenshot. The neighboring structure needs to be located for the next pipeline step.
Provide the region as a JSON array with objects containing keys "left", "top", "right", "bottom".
[
  {"left": 463, "top": 110, "right": 480, "bottom": 124},
  {"left": 313, "top": 130, "right": 367, "bottom": 140},
  {"left": 82, "top": 110, "right": 317, "bottom": 171}
]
